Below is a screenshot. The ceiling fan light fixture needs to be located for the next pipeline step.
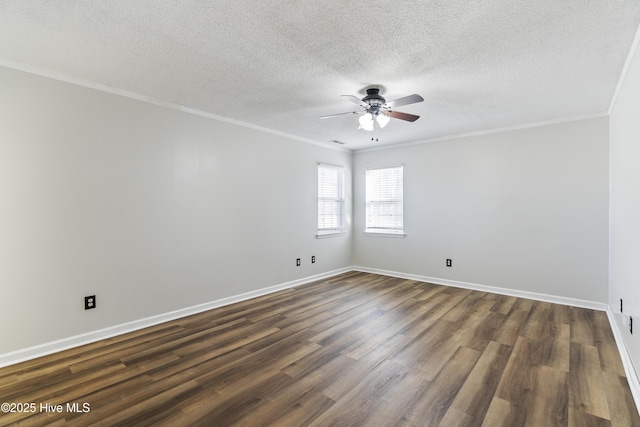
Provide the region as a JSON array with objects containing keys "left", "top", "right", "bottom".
[
  {"left": 376, "top": 113, "right": 390, "bottom": 128},
  {"left": 359, "top": 112, "right": 374, "bottom": 131}
]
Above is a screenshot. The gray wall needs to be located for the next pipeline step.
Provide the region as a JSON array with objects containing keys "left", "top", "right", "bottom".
[
  {"left": 0, "top": 66, "right": 353, "bottom": 354},
  {"left": 353, "top": 118, "right": 610, "bottom": 302},
  {"left": 610, "top": 33, "right": 640, "bottom": 382}
]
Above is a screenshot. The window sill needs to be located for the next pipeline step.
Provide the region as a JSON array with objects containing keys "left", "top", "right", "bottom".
[
  {"left": 364, "top": 231, "right": 406, "bottom": 238},
  {"left": 316, "top": 231, "right": 346, "bottom": 239}
]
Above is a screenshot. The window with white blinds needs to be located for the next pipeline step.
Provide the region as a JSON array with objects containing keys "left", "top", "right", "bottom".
[
  {"left": 317, "top": 163, "right": 345, "bottom": 235},
  {"left": 365, "top": 165, "right": 404, "bottom": 234}
]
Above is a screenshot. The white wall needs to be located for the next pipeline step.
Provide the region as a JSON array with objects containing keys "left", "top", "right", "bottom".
[
  {"left": 353, "top": 118, "right": 610, "bottom": 302},
  {"left": 610, "top": 33, "right": 640, "bottom": 381},
  {"left": 0, "top": 66, "right": 352, "bottom": 355}
]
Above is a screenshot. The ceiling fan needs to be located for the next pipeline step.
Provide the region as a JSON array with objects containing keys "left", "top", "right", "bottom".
[{"left": 321, "top": 88, "right": 424, "bottom": 131}]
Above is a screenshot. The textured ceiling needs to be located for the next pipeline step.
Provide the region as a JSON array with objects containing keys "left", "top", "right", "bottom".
[{"left": 0, "top": 1, "right": 639, "bottom": 150}]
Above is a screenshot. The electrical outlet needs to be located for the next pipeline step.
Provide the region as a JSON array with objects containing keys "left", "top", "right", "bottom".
[
  {"left": 624, "top": 315, "right": 633, "bottom": 334},
  {"left": 311, "top": 256, "right": 316, "bottom": 264},
  {"left": 446, "top": 259, "right": 452, "bottom": 267},
  {"left": 296, "top": 258, "right": 301, "bottom": 267},
  {"left": 85, "top": 295, "right": 96, "bottom": 310}
]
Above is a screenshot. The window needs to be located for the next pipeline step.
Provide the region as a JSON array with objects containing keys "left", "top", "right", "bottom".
[
  {"left": 365, "top": 165, "right": 404, "bottom": 235},
  {"left": 317, "top": 163, "right": 345, "bottom": 235}
]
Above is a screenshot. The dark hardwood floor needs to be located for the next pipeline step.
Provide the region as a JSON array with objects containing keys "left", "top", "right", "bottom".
[{"left": 0, "top": 271, "right": 638, "bottom": 426}]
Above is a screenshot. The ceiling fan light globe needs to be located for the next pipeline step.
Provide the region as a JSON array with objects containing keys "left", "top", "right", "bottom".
[
  {"left": 376, "top": 114, "right": 390, "bottom": 128},
  {"left": 359, "top": 113, "right": 374, "bottom": 131}
]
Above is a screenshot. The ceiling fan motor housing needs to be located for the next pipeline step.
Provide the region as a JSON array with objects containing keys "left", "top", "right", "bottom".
[{"left": 362, "top": 88, "right": 385, "bottom": 114}]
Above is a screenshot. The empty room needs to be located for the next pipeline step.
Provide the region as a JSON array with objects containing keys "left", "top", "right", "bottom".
[{"left": 1, "top": 1, "right": 640, "bottom": 426}]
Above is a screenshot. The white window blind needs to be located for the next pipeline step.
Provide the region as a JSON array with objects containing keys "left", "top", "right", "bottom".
[
  {"left": 366, "top": 165, "right": 404, "bottom": 234},
  {"left": 317, "top": 163, "right": 345, "bottom": 234}
]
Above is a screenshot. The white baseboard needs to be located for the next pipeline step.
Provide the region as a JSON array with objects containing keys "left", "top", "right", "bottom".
[
  {"left": 0, "top": 267, "right": 352, "bottom": 368},
  {"left": 606, "top": 307, "right": 640, "bottom": 413},
  {"left": 352, "top": 266, "right": 608, "bottom": 311}
]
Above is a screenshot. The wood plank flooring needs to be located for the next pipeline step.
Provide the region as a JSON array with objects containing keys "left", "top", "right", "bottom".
[{"left": 0, "top": 271, "right": 638, "bottom": 426}]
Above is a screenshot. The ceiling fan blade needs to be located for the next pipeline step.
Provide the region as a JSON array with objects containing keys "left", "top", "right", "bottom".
[
  {"left": 320, "top": 111, "right": 361, "bottom": 119},
  {"left": 384, "top": 110, "right": 420, "bottom": 122},
  {"left": 385, "top": 94, "right": 424, "bottom": 108},
  {"left": 341, "top": 94, "right": 368, "bottom": 108}
]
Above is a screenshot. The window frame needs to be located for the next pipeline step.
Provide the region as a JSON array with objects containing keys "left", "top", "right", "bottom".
[
  {"left": 317, "top": 163, "right": 346, "bottom": 237},
  {"left": 365, "top": 165, "right": 405, "bottom": 236}
]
